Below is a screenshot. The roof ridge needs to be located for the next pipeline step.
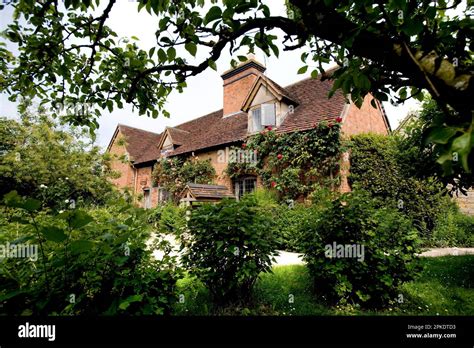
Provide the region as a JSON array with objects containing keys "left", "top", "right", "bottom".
[
  {"left": 118, "top": 123, "right": 161, "bottom": 135},
  {"left": 167, "top": 126, "right": 190, "bottom": 133}
]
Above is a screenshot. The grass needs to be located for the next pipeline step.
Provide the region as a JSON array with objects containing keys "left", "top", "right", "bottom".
[{"left": 173, "top": 255, "right": 474, "bottom": 316}]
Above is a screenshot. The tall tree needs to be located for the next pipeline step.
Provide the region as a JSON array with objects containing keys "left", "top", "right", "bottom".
[{"left": 1, "top": 0, "right": 472, "bottom": 173}]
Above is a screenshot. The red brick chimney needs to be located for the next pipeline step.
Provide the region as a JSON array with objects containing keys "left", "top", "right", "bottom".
[{"left": 221, "top": 56, "right": 266, "bottom": 117}]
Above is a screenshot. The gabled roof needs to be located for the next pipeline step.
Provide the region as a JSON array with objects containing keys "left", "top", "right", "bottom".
[
  {"left": 181, "top": 183, "right": 235, "bottom": 200},
  {"left": 241, "top": 75, "right": 299, "bottom": 112},
  {"left": 111, "top": 71, "right": 360, "bottom": 164},
  {"left": 107, "top": 124, "right": 162, "bottom": 164},
  {"left": 156, "top": 126, "right": 191, "bottom": 150}
]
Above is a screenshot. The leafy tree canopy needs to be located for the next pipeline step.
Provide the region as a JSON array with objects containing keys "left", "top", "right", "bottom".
[
  {"left": 0, "top": 102, "right": 117, "bottom": 208},
  {"left": 0, "top": 0, "right": 472, "bottom": 170}
]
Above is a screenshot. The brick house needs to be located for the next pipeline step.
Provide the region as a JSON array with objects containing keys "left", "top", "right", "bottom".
[{"left": 107, "top": 58, "right": 390, "bottom": 208}]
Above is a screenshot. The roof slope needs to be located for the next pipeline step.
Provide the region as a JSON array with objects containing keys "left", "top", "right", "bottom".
[
  {"left": 117, "top": 124, "right": 162, "bottom": 164},
  {"left": 183, "top": 183, "right": 235, "bottom": 199},
  {"left": 278, "top": 77, "right": 346, "bottom": 133}
]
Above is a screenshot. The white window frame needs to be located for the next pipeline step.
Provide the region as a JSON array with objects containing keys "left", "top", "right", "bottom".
[{"left": 249, "top": 103, "right": 276, "bottom": 133}]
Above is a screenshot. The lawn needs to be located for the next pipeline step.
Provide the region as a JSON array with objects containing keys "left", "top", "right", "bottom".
[{"left": 173, "top": 255, "right": 474, "bottom": 315}]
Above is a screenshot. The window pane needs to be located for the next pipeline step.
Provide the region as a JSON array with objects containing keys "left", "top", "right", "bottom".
[
  {"left": 261, "top": 103, "right": 276, "bottom": 126},
  {"left": 244, "top": 179, "right": 255, "bottom": 194},
  {"left": 252, "top": 108, "right": 262, "bottom": 132}
]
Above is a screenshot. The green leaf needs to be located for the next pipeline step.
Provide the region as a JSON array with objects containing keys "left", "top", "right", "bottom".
[
  {"left": 204, "top": 6, "right": 222, "bottom": 25},
  {"left": 22, "top": 198, "right": 41, "bottom": 212},
  {"left": 167, "top": 47, "right": 176, "bottom": 61},
  {"left": 148, "top": 47, "right": 155, "bottom": 58},
  {"left": 452, "top": 132, "right": 471, "bottom": 154},
  {"left": 70, "top": 210, "right": 94, "bottom": 229},
  {"left": 401, "top": 17, "right": 424, "bottom": 36},
  {"left": 208, "top": 59, "right": 217, "bottom": 71},
  {"left": 158, "top": 48, "right": 167, "bottom": 62},
  {"left": 119, "top": 294, "right": 143, "bottom": 310},
  {"left": 426, "top": 126, "right": 457, "bottom": 145},
  {"left": 69, "top": 240, "right": 94, "bottom": 253},
  {"left": 311, "top": 69, "right": 319, "bottom": 79},
  {"left": 354, "top": 74, "right": 371, "bottom": 90},
  {"left": 3, "top": 191, "right": 41, "bottom": 212},
  {"left": 41, "top": 226, "right": 67, "bottom": 243},
  {"left": 297, "top": 65, "right": 308, "bottom": 74},
  {"left": 184, "top": 42, "right": 197, "bottom": 57}
]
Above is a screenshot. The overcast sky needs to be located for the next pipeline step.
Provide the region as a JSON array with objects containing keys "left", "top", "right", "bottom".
[{"left": 0, "top": 0, "right": 421, "bottom": 148}]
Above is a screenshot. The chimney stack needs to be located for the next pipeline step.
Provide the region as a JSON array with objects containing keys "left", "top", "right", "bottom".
[{"left": 221, "top": 56, "right": 266, "bottom": 117}]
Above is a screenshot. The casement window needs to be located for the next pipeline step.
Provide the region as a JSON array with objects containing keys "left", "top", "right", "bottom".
[
  {"left": 158, "top": 187, "right": 170, "bottom": 204},
  {"left": 250, "top": 103, "right": 276, "bottom": 132},
  {"left": 234, "top": 176, "right": 257, "bottom": 199}
]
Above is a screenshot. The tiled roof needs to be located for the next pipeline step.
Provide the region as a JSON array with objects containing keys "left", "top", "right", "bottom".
[
  {"left": 277, "top": 76, "right": 346, "bottom": 133},
  {"left": 169, "top": 110, "right": 249, "bottom": 156},
  {"left": 118, "top": 73, "right": 348, "bottom": 164},
  {"left": 117, "top": 124, "right": 162, "bottom": 164},
  {"left": 184, "top": 183, "right": 235, "bottom": 199},
  {"left": 166, "top": 126, "right": 190, "bottom": 146}
]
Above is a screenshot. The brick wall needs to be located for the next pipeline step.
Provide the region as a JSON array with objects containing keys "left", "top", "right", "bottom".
[
  {"left": 187, "top": 149, "right": 233, "bottom": 189},
  {"left": 109, "top": 130, "right": 134, "bottom": 190},
  {"left": 341, "top": 95, "right": 389, "bottom": 137},
  {"left": 223, "top": 67, "right": 263, "bottom": 117},
  {"left": 134, "top": 165, "right": 160, "bottom": 208}
]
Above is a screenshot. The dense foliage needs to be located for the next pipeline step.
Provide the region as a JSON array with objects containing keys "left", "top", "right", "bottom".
[
  {"left": 431, "top": 203, "right": 474, "bottom": 247},
  {"left": 300, "top": 190, "right": 421, "bottom": 308},
  {"left": 0, "top": 191, "right": 181, "bottom": 315},
  {"left": 148, "top": 203, "right": 187, "bottom": 236},
  {"left": 349, "top": 133, "right": 447, "bottom": 239},
  {"left": 182, "top": 197, "right": 278, "bottom": 306},
  {"left": 240, "top": 122, "right": 344, "bottom": 200},
  {"left": 152, "top": 157, "right": 216, "bottom": 202},
  {"left": 0, "top": 112, "right": 117, "bottom": 209},
  {"left": 396, "top": 98, "right": 473, "bottom": 195}
]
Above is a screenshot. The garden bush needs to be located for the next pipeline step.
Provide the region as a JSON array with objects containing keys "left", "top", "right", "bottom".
[
  {"left": 147, "top": 203, "right": 186, "bottom": 236},
  {"left": 431, "top": 203, "right": 474, "bottom": 247},
  {"left": 181, "top": 197, "right": 279, "bottom": 306},
  {"left": 300, "top": 190, "right": 421, "bottom": 308},
  {"left": 349, "top": 133, "right": 447, "bottom": 240},
  {"left": 0, "top": 191, "right": 182, "bottom": 315}
]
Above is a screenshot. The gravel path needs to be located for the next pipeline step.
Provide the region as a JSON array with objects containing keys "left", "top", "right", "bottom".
[
  {"left": 272, "top": 248, "right": 474, "bottom": 266},
  {"left": 148, "top": 234, "right": 474, "bottom": 266}
]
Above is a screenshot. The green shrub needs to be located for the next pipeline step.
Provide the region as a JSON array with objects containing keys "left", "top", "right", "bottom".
[
  {"left": 300, "top": 190, "right": 421, "bottom": 308},
  {"left": 432, "top": 204, "right": 474, "bottom": 247},
  {"left": 269, "top": 203, "right": 314, "bottom": 252},
  {"left": 0, "top": 191, "right": 182, "bottom": 315},
  {"left": 349, "top": 133, "right": 446, "bottom": 239},
  {"left": 181, "top": 197, "right": 278, "bottom": 306},
  {"left": 148, "top": 203, "right": 186, "bottom": 236}
]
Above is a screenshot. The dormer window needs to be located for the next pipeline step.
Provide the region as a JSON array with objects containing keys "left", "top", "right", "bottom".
[{"left": 250, "top": 103, "right": 276, "bottom": 132}]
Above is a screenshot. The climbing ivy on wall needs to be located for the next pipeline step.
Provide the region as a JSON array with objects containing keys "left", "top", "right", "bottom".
[
  {"left": 152, "top": 157, "right": 216, "bottom": 202},
  {"left": 227, "top": 121, "right": 346, "bottom": 200}
]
